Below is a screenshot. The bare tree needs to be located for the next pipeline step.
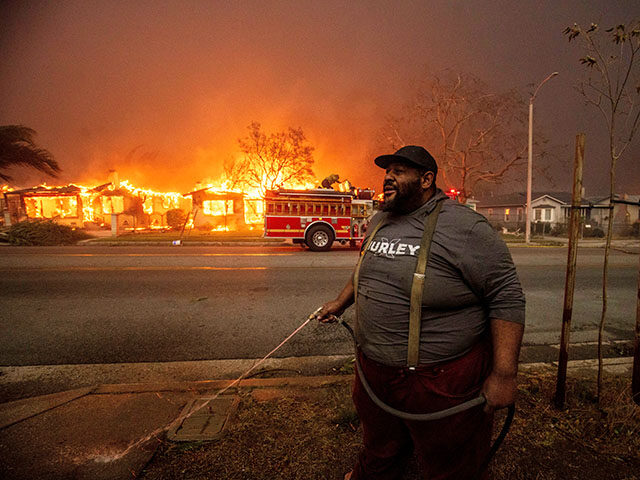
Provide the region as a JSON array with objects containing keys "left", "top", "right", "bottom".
[
  {"left": 380, "top": 71, "right": 533, "bottom": 202},
  {"left": 0, "top": 125, "right": 60, "bottom": 181},
  {"left": 233, "top": 122, "right": 315, "bottom": 197},
  {"left": 564, "top": 20, "right": 640, "bottom": 401},
  {"left": 220, "top": 155, "right": 252, "bottom": 192}
]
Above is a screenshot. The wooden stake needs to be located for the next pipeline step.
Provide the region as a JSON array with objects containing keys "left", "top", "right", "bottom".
[
  {"left": 633, "top": 252, "right": 640, "bottom": 406},
  {"left": 554, "top": 133, "right": 585, "bottom": 409}
]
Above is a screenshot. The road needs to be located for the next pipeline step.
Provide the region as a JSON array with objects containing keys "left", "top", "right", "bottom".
[{"left": 1, "top": 245, "right": 637, "bottom": 367}]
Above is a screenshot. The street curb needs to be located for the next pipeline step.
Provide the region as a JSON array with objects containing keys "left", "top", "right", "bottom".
[
  {"left": 0, "top": 355, "right": 354, "bottom": 391},
  {"left": 79, "top": 241, "right": 287, "bottom": 247},
  {"left": 91, "top": 375, "right": 350, "bottom": 394},
  {"left": 520, "top": 356, "right": 633, "bottom": 372}
]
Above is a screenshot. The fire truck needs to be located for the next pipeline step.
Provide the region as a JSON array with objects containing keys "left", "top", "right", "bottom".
[{"left": 264, "top": 189, "right": 375, "bottom": 251}]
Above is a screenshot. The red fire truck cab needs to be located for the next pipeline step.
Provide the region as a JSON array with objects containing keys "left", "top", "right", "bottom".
[{"left": 264, "top": 189, "right": 375, "bottom": 251}]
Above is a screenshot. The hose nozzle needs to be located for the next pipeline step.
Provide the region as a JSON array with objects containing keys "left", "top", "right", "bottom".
[{"left": 311, "top": 306, "right": 341, "bottom": 324}]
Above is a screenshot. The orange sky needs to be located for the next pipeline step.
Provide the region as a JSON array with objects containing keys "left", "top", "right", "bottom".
[{"left": 1, "top": 0, "right": 638, "bottom": 196}]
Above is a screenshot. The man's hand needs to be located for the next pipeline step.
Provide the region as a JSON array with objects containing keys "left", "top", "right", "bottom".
[
  {"left": 481, "top": 371, "right": 517, "bottom": 413},
  {"left": 316, "top": 273, "right": 355, "bottom": 323},
  {"left": 316, "top": 300, "right": 345, "bottom": 323},
  {"left": 483, "top": 318, "right": 524, "bottom": 412}
]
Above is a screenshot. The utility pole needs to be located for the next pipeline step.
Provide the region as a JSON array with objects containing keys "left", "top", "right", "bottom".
[{"left": 526, "top": 72, "right": 559, "bottom": 244}]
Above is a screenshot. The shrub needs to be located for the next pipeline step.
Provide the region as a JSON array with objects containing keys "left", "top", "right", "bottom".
[
  {"left": 7, "top": 219, "right": 92, "bottom": 246},
  {"left": 550, "top": 224, "right": 568, "bottom": 237},
  {"left": 583, "top": 226, "right": 605, "bottom": 238},
  {"left": 166, "top": 208, "right": 187, "bottom": 230}
]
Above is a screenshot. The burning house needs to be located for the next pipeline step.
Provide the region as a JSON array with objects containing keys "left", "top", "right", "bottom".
[
  {"left": 1, "top": 179, "right": 192, "bottom": 233},
  {"left": 103, "top": 181, "right": 191, "bottom": 233},
  {"left": 3, "top": 184, "right": 89, "bottom": 228},
  {"left": 183, "top": 188, "right": 252, "bottom": 232}
]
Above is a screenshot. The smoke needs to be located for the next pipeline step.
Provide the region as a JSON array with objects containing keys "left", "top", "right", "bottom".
[{"left": 1, "top": 0, "right": 638, "bottom": 195}]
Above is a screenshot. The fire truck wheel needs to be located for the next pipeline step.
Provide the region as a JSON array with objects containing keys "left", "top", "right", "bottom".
[{"left": 305, "top": 224, "right": 335, "bottom": 251}]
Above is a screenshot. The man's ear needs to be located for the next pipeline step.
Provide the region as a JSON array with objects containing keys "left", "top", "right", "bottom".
[{"left": 421, "top": 171, "right": 435, "bottom": 189}]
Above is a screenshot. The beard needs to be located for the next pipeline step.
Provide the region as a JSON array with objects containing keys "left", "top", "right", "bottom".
[{"left": 382, "top": 177, "right": 424, "bottom": 214}]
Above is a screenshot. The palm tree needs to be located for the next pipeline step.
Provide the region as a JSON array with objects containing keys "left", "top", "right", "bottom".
[{"left": 0, "top": 125, "right": 61, "bottom": 181}]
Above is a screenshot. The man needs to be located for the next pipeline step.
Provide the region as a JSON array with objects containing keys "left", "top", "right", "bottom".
[{"left": 317, "top": 146, "right": 525, "bottom": 479}]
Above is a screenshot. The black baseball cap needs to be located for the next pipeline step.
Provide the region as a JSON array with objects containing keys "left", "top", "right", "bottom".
[{"left": 374, "top": 145, "right": 438, "bottom": 174}]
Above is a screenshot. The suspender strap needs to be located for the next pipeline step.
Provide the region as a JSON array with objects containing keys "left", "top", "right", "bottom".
[{"left": 407, "top": 200, "right": 444, "bottom": 368}]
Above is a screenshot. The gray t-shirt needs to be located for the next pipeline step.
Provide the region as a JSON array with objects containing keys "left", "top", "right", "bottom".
[{"left": 356, "top": 189, "right": 525, "bottom": 366}]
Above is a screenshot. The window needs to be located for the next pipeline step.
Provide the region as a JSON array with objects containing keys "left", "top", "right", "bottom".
[
  {"left": 504, "top": 208, "right": 510, "bottom": 221},
  {"left": 143, "top": 198, "right": 153, "bottom": 214},
  {"left": 203, "top": 200, "right": 233, "bottom": 216},
  {"left": 24, "top": 195, "right": 79, "bottom": 218},
  {"left": 101, "top": 196, "right": 124, "bottom": 214},
  {"left": 535, "top": 209, "right": 542, "bottom": 221},
  {"left": 544, "top": 208, "right": 552, "bottom": 221},
  {"left": 517, "top": 208, "right": 523, "bottom": 221},
  {"left": 488, "top": 208, "right": 494, "bottom": 216}
]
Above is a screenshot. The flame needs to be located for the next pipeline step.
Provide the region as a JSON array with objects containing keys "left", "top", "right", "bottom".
[
  {"left": 24, "top": 195, "right": 78, "bottom": 219},
  {"left": 118, "top": 180, "right": 184, "bottom": 210},
  {"left": 3, "top": 169, "right": 357, "bottom": 233},
  {"left": 198, "top": 174, "right": 315, "bottom": 229}
]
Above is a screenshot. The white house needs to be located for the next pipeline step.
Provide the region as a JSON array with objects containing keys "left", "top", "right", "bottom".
[{"left": 475, "top": 191, "right": 639, "bottom": 235}]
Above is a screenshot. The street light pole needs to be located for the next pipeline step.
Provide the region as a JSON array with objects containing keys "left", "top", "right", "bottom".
[{"left": 526, "top": 71, "right": 559, "bottom": 244}]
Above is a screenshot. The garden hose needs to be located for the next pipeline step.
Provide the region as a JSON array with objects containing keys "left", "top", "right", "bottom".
[{"left": 337, "top": 317, "right": 515, "bottom": 478}]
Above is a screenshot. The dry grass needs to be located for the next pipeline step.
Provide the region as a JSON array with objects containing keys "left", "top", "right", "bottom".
[{"left": 140, "top": 367, "right": 640, "bottom": 480}]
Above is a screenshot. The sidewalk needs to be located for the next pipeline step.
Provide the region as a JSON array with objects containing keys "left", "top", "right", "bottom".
[
  {"left": 505, "top": 236, "right": 640, "bottom": 251},
  {"left": 538, "top": 236, "right": 640, "bottom": 251},
  {"left": 78, "top": 233, "right": 639, "bottom": 250},
  {"left": 0, "top": 357, "right": 634, "bottom": 480}
]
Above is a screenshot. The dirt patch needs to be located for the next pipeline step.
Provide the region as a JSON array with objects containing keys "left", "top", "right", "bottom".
[{"left": 140, "top": 367, "right": 640, "bottom": 479}]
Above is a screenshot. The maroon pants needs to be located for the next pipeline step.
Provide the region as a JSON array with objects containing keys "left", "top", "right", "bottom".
[{"left": 351, "top": 341, "right": 493, "bottom": 480}]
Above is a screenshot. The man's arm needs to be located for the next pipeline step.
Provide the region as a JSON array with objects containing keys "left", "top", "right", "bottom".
[
  {"left": 482, "top": 318, "right": 524, "bottom": 411},
  {"left": 316, "top": 272, "right": 355, "bottom": 323}
]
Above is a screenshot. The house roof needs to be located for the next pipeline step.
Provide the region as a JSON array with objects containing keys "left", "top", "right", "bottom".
[
  {"left": 7, "top": 185, "right": 83, "bottom": 196},
  {"left": 183, "top": 188, "right": 245, "bottom": 199},
  {"left": 475, "top": 191, "right": 591, "bottom": 208},
  {"left": 475, "top": 192, "right": 525, "bottom": 207},
  {"left": 477, "top": 192, "right": 564, "bottom": 207},
  {"left": 586, "top": 194, "right": 640, "bottom": 206},
  {"left": 5, "top": 182, "right": 114, "bottom": 196}
]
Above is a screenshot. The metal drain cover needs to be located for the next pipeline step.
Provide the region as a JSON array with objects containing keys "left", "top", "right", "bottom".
[{"left": 167, "top": 395, "right": 238, "bottom": 442}]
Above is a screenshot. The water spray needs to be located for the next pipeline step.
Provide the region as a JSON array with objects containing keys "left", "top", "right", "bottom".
[{"left": 91, "top": 308, "right": 321, "bottom": 463}]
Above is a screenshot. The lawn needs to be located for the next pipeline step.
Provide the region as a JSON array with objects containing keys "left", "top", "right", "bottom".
[{"left": 140, "top": 366, "right": 639, "bottom": 480}]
